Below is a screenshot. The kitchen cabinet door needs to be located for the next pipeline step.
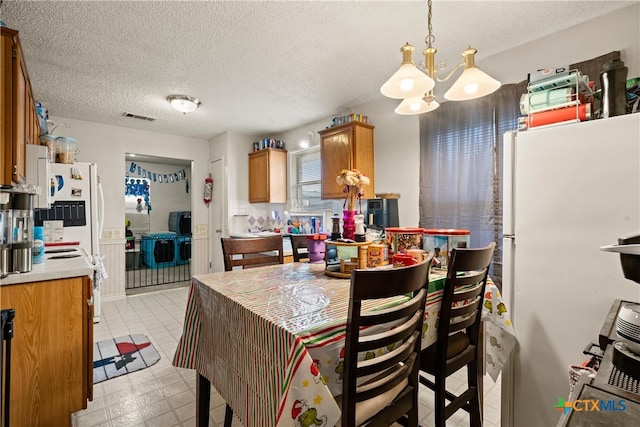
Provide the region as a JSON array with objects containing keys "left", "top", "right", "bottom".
[
  {"left": 0, "top": 275, "right": 93, "bottom": 426},
  {"left": 319, "top": 122, "right": 375, "bottom": 199},
  {"left": 249, "top": 148, "right": 287, "bottom": 203},
  {"left": 1, "top": 27, "right": 39, "bottom": 186},
  {"left": 13, "top": 40, "right": 27, "bottom": 183},
  {"left": 1, "top": 29, "right": 13, "bottom": 185}
]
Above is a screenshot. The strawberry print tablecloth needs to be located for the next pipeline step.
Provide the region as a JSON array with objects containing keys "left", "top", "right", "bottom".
[{"left": 172, "top": 262, "right": 514, "bottom": 427}]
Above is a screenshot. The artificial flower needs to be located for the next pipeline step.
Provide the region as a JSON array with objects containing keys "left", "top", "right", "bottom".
[{"left": 336, "top": 169, "right": 369, "bottom": 211}]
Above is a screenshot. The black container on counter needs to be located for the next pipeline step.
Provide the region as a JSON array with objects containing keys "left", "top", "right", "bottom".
[{"left": 600, "top": 59, "right": 628, "bottom": 118}]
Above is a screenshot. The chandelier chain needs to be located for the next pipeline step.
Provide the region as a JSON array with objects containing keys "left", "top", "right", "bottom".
[{"left": 425, "top": 0, "right": 435, "bottom": 48}]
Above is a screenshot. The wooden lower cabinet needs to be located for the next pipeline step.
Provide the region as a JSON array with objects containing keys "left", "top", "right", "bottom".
[{"left": 0, "top": 276, "right": 93, "bottom": 426}]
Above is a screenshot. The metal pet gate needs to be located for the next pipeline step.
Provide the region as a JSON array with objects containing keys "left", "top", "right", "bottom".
[{"left": 125, "top": 234, "right": 191, "bottom": 291}]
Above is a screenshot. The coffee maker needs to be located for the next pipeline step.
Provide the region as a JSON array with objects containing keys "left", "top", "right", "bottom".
[{"left": 0, "top": 186, "right": 36, "bottom": 277}]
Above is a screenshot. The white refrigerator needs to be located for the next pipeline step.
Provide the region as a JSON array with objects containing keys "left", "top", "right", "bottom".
[
  {"left": 501, "top": 113, "right": 640, "bottom": 426},
  {"left": 45, "top": 161, "right": 105, "bottom": 322}
]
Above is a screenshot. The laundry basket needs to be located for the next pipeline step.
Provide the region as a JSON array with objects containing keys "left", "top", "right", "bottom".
[{"left": 568, "top": 364, "right": 597, "bottom": 394}]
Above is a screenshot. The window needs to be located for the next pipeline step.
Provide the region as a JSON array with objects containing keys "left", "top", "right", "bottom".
[
  {"left": 125, "top": 178, "right": 151, "bottom": 213},
  {"left": 419, "top": 83, "right": 525, "bottom": 288},
  {"left": 290, "top": 147, "right": 334, "bottom": 212}
]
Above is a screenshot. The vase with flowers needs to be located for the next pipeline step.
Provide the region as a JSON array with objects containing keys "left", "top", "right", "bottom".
[{"left": 336, "top": 169, "right": 370, "bottom": 240}]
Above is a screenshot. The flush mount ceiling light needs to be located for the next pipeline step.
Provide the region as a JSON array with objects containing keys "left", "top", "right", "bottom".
[
  {"left": 167, "top": 95, "right": 201, "bottom": 114},
  {"left": 300, "top": 130, "right": 315, "bottom": 148},
  {"left": 381, "top": 0, "right": 501, "bottom": 114}
]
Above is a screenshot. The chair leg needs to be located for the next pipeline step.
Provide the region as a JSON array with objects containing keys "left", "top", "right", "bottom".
[
  {"left": 407, "top": 399, "right": 419, "bottom": 427},
  {"left": 434, "top": 374, "right": 447, "bottom": 427},
  {"left": 467, "top": 363, "right": 482, "bottom": 427},
  {"left": 224, "top": 404, "right": 233, "bottom": 427}
]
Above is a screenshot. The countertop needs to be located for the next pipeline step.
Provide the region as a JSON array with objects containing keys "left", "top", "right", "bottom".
[{"left": 1, "top": 253, "right": 94, "bottom": 285}]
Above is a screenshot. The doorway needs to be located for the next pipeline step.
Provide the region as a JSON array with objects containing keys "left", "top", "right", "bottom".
[{"left": 124, "top": 153, "right": 193, "bottom": 294}]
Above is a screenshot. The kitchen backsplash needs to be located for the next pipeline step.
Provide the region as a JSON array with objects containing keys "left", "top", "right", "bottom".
[{"left": 229, "top": 200, "right": 329, "bottom": 234}]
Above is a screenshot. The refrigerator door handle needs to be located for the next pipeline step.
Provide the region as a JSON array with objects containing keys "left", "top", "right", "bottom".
[{"left": 97, "top": 179, "right": 104, "bottom": 240}]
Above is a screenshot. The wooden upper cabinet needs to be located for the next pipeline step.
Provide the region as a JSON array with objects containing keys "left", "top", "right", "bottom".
[
  {"left": 1, "top": 27, "right": 40, "bottom": 186},
  {"left": 319, "top": 121, "right": 375, "bottom": 199},
  {"left": 248, "top": 148, "right": 287, "bottom": 203}
]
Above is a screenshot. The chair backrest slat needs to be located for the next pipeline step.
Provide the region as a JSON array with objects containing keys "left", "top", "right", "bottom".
[
  {"left": 289, "top": 234, "right": 309, "bottom": 262},
  {"left": 437, "top": 242, "right": 496, "bottom": 355},
  {"left": 220, "top": 235, "right": 284, "bottom": 271},
  {"left": 341, "top": 254, "right": 433, "bottom": 426}
]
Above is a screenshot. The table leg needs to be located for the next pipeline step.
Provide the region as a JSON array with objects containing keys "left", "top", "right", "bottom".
[{"left": 197, "top": 372, "right": 210, "bottom": 427}]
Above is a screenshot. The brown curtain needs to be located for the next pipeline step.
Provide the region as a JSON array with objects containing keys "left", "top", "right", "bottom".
[{"left": 419, "top": 52, "right": 619, "bottom": 289}]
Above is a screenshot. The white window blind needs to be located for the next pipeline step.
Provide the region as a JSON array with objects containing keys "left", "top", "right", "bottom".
[{"left": 291, "top": 147, "right": 334, "bottom": 211}]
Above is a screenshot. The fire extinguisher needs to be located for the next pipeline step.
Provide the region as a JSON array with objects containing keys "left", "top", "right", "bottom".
[{"left": 203, "top": 174, "right": 213, "bottom": 204}]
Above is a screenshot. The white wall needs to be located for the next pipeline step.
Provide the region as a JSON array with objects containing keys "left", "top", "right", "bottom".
[{"left": 481, "top": 3, "right": 640, "bottom": 91}]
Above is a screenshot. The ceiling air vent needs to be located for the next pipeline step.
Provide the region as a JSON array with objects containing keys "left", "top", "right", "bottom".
[{"left": 122, "top": 112, "right": 157, "bottom": 122}]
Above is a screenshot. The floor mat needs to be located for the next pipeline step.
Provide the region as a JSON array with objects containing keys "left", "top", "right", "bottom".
[{"left": 93, "top": 334, "right": 161, "bottom": 384}]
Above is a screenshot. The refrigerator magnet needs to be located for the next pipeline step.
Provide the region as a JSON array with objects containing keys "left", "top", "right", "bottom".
[{"left": 71, "top": 188, "right": 82, "bottom": 197}]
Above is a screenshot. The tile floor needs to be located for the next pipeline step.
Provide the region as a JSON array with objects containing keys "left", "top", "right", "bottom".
[{"left": 72, "top": 286, "right": 502, "bottom": 427}]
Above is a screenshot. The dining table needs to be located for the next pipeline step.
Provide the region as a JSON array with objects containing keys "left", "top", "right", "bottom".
[{"left": 172, "top": 262, "right": 516, "bottom": 427}]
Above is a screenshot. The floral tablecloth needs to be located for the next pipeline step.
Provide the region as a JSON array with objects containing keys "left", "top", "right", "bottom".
[{"left": 172, "top": 262, "right": 515, "bottom": 427}]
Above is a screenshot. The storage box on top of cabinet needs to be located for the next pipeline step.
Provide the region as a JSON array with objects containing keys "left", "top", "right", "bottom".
[
  {"left": 319, "top": 122, "right": 375, "bottom": 199},
  {"left": 248, "top": 148, "right": 287, "bottom": 203}
]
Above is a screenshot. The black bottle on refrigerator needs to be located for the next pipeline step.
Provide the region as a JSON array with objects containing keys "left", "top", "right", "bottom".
[{"left": 600, "top": 59, "right": 628, "bottom": 118}]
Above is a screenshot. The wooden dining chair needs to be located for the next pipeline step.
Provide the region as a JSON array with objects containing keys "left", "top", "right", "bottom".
[
  {"left": 418, "top": 242, "right": 496, "bottom": 427},
  {"left": 338, "top": 254, "right": 433, "bottom": 427},
  {"left": 219, "top": 235, "right": 284, "bottom": 426},
  {"left": 289, "top": 234, "right": 310, "bottom": 262},
  {"left": 220, "top": 235, "right": 284, "bottom": 271}
]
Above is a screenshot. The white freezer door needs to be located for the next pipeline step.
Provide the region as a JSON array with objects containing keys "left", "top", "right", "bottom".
[
  {"left": 47, "top": 162, "right": 99, "bottom": 258},
  {"left": 505, "top": 114, "right": 640, "bottom": 427}
]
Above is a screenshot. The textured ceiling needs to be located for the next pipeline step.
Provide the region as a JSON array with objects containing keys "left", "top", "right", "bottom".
[{"left": 1, "top": 0, "right": 634, "bottom": 140}]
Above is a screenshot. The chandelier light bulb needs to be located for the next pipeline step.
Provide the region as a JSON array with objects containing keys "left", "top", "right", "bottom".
[
  {"left": 394, "top": 95, "right": 440, "bottom": 115},
  {"left": 464, "top": 83, "right": 479, "bottom": 95},
  {"left": 444, "top": 65, "right": 501, "bottom": 101},
  {"left": 380, "top": 43, "right": 435, "bottom": 99},
  {"left": 400, "top": 78, "right": 415, "bottom": 92}
]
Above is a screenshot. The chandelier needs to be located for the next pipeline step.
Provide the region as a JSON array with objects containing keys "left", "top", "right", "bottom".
[{"left": 380, "top": 0, "right": 501, "bottom": 115}]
